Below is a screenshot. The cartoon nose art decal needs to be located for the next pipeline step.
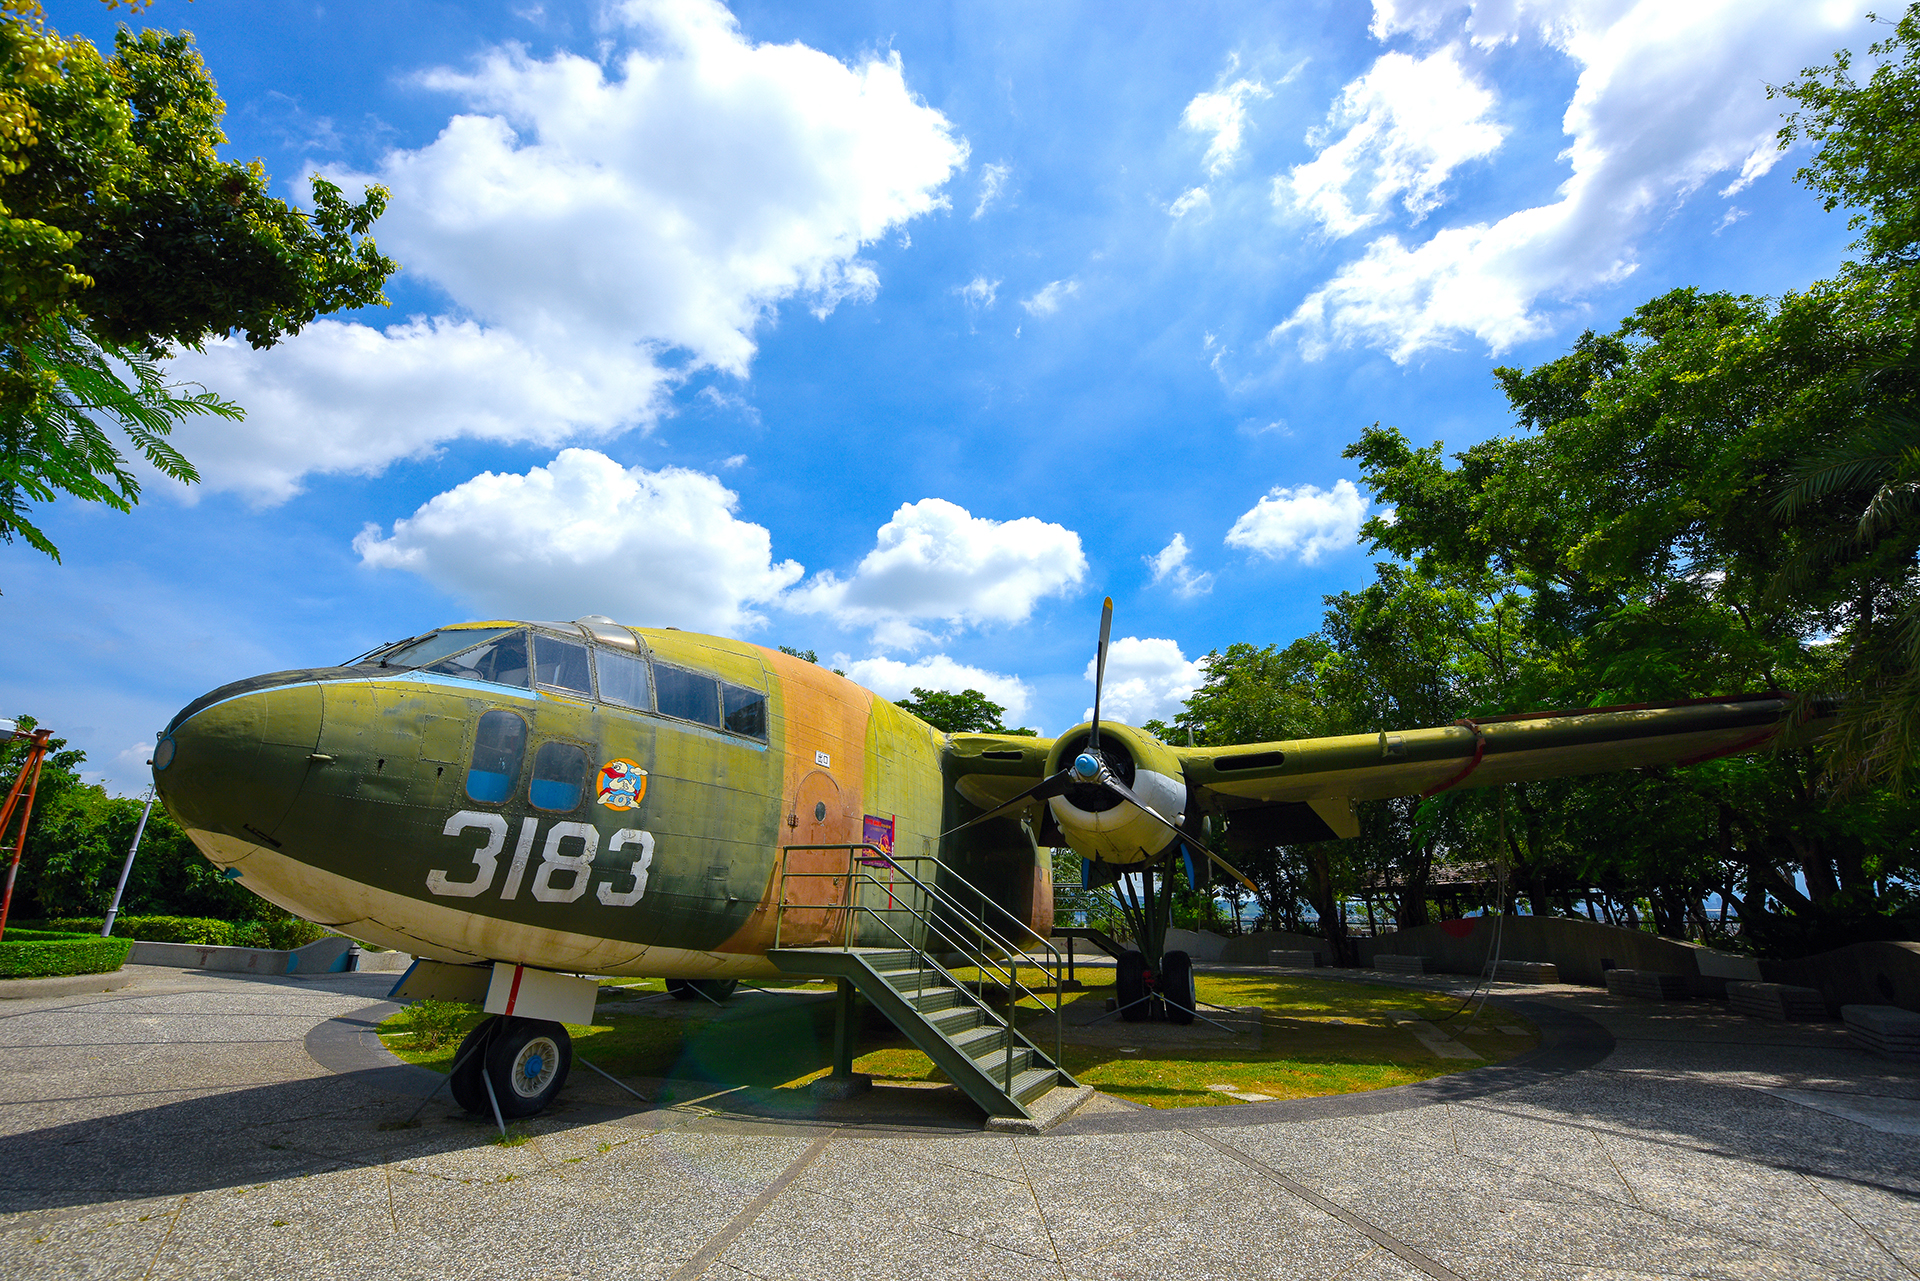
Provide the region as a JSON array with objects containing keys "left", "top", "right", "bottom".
[{"left": 596, "top": 759, "right": 648, "bottom": 810}]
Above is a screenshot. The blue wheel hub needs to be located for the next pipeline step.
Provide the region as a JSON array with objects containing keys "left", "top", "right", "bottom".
[{"left": 523, "top": 1054, "right": 545, "bottom": 1080}]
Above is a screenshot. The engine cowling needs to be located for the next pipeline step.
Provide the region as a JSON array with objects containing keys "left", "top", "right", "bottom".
[{"left": 1044, "top": 721, "right": 1186, "bottom": 865}]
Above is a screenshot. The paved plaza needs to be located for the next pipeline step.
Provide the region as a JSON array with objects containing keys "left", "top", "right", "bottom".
[{"left": 0, "top": 964, "right": 1915, "bottom": 1280}]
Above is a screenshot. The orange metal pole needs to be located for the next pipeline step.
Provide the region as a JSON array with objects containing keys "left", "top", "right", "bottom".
[{"left": 0, "top": 730, "right": 52, "bottom": 943}]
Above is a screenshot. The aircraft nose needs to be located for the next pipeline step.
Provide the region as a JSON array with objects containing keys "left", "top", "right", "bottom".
[{"left": 152, "top": 680, "right": 326, "bottom": 846}]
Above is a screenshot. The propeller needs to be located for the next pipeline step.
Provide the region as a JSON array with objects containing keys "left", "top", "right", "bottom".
[{"left": 938, "top": 597, "right": 1259, "bottom": 895}]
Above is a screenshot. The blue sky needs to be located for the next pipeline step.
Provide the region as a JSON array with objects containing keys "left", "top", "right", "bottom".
[{"left": 10, "top": 0, "right": 1874, "bottom": 793}]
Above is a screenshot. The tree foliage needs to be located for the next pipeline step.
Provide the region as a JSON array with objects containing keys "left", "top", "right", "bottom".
[
  {"left": 0, "top": 4, "right": 397, "bottom": 560},
  {"left": 894, "top": 687, "right": 1035, "bottom": 736}
]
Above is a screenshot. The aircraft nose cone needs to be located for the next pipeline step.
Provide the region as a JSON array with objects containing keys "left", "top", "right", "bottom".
[{"left": 153, "top": 681, "right": 325, "bottom": 845}]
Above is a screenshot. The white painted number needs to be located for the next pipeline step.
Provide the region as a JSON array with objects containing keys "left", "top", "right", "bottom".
[
  {"left": 533, "top": 822, "right": 598, "bottom": 903},
  {"left": 426, "top": 812, "right": 507, "bottom": 897},
  {"left": 428, "top": 813, "right": 656, "bottom": 908},
  {"left": 597, "top": 829, "right": 655, "bottom": 907}
]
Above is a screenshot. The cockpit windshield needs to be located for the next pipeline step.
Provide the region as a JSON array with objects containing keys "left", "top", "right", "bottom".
[
  {"left": 422, "top": 631, "right": 531, "bottom": 688},
  {"left": 380, "top": 627, "right": 515, "bottom": 671}
]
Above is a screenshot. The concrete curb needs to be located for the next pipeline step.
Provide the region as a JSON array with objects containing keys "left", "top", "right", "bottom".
[
  {"left": 0, "top": 968, "right": 138, "bottom": 1000},
  {"left": 126, "top": 936, "right": 413, "bottom": 975}
]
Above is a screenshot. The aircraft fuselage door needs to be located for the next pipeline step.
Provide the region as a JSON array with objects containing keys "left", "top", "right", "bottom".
[{"left": 781, "top": 770, "right": 849, "bottom": 945}]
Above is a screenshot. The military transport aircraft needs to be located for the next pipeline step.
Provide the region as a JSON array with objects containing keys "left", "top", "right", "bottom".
[{"left": 149, "top": 602, "right": 1822, "bottom": 1122}]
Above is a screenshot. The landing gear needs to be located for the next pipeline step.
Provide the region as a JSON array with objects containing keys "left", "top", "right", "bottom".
[
  {"left": 1160, "top": 950, "right": 1195, "bottom": 1026},
  {"left": 1116, "top": 950, "right": 1151, "bottom": 1023},
  {"left": 667, "top": 977, "right": 739, "bottom": 1002},
  {"left": 447, "top": 1015, "right": 574, "bottom": 1119}
]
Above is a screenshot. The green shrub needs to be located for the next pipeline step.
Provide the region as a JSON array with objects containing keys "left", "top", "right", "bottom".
[
  {"left": 0, "top": 931, "right": 130, "bottom": 978},
  {"left": 9, "top": 914, "right": 331, "bottom": 950},
  {"left": 400, "top": 999, "right": 476, "bottom": 1051}
]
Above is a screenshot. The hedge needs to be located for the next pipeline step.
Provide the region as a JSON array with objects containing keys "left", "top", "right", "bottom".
[
  {"left": 20, "top": 916, "right": 330, "bottom": 950},
  {"left": 0, "top": 930, "right": 131, "bottom": 979}
]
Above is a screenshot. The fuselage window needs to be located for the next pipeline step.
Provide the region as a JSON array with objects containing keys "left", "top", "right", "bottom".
[
  {"left": 383, "top": 627, "right": 512, "bottom": 670},
  {"left": 655, "top": 664, "right": 720, "bottom": 728},
  {"left": 467, "top": 710, "right": 528, "bottom": 804},
  {"left": 722, "top": 683, "right": 768, "bottom": 740},
  {"left": 595, "top": 647, "right": 652, "bottom": 710},
  {"left": 534, "top": 633, "right": 593, "bottom": 696},
  {"left": 426, "top": 630, "right": 531, "bottom": 689},
  {"left": 530, "top": 741, "right": 590, "bottom": 811}
]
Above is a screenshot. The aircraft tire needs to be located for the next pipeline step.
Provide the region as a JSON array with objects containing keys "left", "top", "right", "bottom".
[
  {"left": 1161, "top": 950, "right": 1196, "bottom": 1026},
  {"left": 448, "top": 1017, "right": 500, "bottom": 1115},
  {"left": 1116, "top": 950, "right": 1150, "bottom": 1023},
  {"left": 483, "top": 1017, "right": 573, "bottom": 1118},
  {"left": 667, "top": 978, "right": 739, "bottom": 1002}
]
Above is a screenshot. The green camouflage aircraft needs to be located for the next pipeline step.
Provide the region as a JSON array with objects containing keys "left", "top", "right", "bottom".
[{"left": 150, "top": 601, "right": 1821, "bottom": 1120}]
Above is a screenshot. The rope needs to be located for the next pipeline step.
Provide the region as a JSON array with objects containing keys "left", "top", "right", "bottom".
[{"left": 1420, "top": 719, "right": 1487, "bottom": 798}]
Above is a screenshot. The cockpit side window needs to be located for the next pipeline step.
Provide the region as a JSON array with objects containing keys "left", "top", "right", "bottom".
[
  {"left": 467, "top": 710, "right": 528, "bottom": 804},
  {"left": 530, "top": 741, "right": 590, "bottom": 811},
  {"left": 595, "top": 648, "right": 652, "bottom": 710},
  {"left": 722, "top": 683, "right": 768, "bottom": 740},
  {"left": 534, "top": 633, "right": 593, "bottom": 696},
  {"left": 382, "top": 627, "right": 513, "bottom": 670},
  {"left": 655, "top": 664, "right": 721, "bottom": 728},
  {"left": 426, "top": 631, "right": 531, "bottom": 688}
]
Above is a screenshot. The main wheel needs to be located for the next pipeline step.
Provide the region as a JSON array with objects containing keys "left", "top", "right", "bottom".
[
  {"left": 482, "top": 1017, "right": 573, "bottom": 1118},
  {"left": 667, "top": 978, "right": 740, "bottom": 1002},
  {"left": 1116, "top": 949, "right": 1151, "bottom": 1023},
  {"left": 1161, "top": 950, "right": 1196, "bottom": 1026},
  {"left": 448, "top": 1016, "right": 501, "bottom": 1115}
]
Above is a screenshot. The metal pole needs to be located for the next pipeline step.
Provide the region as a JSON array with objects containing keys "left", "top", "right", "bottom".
[{"left": 102, "top": 788, "right": 156, "bottom": 936}]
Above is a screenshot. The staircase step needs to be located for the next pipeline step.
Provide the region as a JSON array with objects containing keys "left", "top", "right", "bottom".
[
  {"left": 930, "top": 1005, "right": 983, "bottom": 1036},
  {"left": 909, "top": 988, "right": 961, "bottom": 1014},
  {"left": 950, "top": 1023, "right": 1011, "bottom": 1056},
  {"left": 1012, "top": 1067, "right": 1060, "bottom": 1104},
  {"left": 864, "top": 951, "right": 919, "bottom": 973}
]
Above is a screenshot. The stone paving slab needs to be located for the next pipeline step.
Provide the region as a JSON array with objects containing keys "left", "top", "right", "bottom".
[{"left": 0, "top": 967, "right": 1914, "bottom": 1280}]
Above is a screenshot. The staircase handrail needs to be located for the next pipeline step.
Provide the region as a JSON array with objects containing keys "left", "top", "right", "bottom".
[{"left": 774, "top": 843, "right": 1064, "bottom": 1088}]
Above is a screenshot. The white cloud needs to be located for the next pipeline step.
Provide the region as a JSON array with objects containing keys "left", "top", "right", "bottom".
[
  {"left": 1168, "top": 186, "right": 1212, "bottom": 219},
  {"left": 957, "top": 275, "right": 999, "bottom": 309},
  {"left": 1224, "top": 479, "right": 1370, "bottom": 564},
  {"left": 353, "top": 448, "right": 803, "bottom": 634},
  {"left": 836, "top": 653, "right": 1033, "bottom": 724},
  {"left": 1280, "top": 0, "right": 1859, "bottom": 363},
  {"left": 721, "top": 453, "right": 747, "bottom": 469},
  {"left": 1086, "top": 637, "right": 1205, "bottom": 726},
  {"left": 787, "top": 498, "right": 1087, "bottom": 649},
  {"left": 1021, "top": 279, "right": 1080, "bottom": 317},
  {"left": 1280, "top": 45, "right": 1505, "bottom": 237},
  {"left": 974, "top": 161, "right": 1010, "bottom": 218},
  {"left": 1145, "top": 534, "right": 1214, "bottom": 598},
  {"left": 1182, "top": 78, "right": 1271, "bottom": 177},
  {"left": 167, "top": 0, "right": 965, "bottom": 501}
]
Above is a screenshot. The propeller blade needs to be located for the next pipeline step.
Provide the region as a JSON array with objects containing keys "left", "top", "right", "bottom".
[
  {"left": 938, "top": 768, "right": 1074, "bottom": 838},
  {"left": 1088, "top": 596, "right": 1112, "bottom": 752},
  {"left": 1099, "top": 770, "right": 1259, "bottom": 894}
]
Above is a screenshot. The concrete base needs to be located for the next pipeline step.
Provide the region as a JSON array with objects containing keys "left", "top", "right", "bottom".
[
  {"left": 809, "top": 1073, "right": 873, "bottom": 1100},
  {"left": 984, "top": 1083, "right": 1097, "bottom": 1134},
  {"left": 0, "top": 968, "right": 136, "bottom": 1000}
]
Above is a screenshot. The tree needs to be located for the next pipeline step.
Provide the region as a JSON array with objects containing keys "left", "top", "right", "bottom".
[
  {"left": 0, "top": 8, "right": 397, "bottom": 560},
  {"left": 893, "top": 687, "right": 1035, "bottom": 736}
]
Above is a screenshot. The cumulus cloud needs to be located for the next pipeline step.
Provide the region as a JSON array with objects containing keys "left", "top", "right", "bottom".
[
  {"left": 1021, "top": 279, "right": 1080, "bottom": 317},
  {"left": 1279, "top": 0, "right": 1859, "bottom": 363},
  {"left": 1086, "top": 637, "right": 1205, "bottom": 726},
  {"left": 353, "top": 448, "right": 803, "bottom": 633},
  {"left": 836, "top": 653, "right": 1033, "bottom": 724},
  {"left": 167, "top": 0, "right": 965, "bottom": 500},
  {"left": 1182, "top": 78, "right": 1271, "bottom": 177},
  {"left": 1146, "top": 533, "right": 1214, "bottom": 598},
  {"left": 974, "top": 161, "right": 1010, "bottom": 218},
  {"left": 787, "top": 498, "right": 1087, "bottom": 650},
  {"left": 1224, "top": 479, "right": 1370, "bottom": 564},
  {"left": 1280, "top": 45, "right": 1504, "bottom": 237}
]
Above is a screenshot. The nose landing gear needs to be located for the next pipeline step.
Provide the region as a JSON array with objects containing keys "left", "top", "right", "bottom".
[{"left": 448, "top": 1015, "right": 574, "bottom": 1119}]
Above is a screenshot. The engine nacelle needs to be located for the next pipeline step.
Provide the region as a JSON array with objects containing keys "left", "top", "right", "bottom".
[{"left": 1044, "top": 721, "right": 1186, "bottom": 865}]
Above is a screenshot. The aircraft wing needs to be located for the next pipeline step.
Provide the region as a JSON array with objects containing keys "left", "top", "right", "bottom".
[{"left": 1178, "top": 693, "right": 1824, "bottom": 839}]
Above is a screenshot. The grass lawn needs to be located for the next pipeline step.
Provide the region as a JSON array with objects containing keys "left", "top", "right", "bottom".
[{"left": 378, "top": 971, "right": 1538, "bottom": 1111}]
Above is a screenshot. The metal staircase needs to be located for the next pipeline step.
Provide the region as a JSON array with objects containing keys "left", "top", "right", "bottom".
[{"left": 767, "top": 845, "right": 1076, "bottom": 1121}]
